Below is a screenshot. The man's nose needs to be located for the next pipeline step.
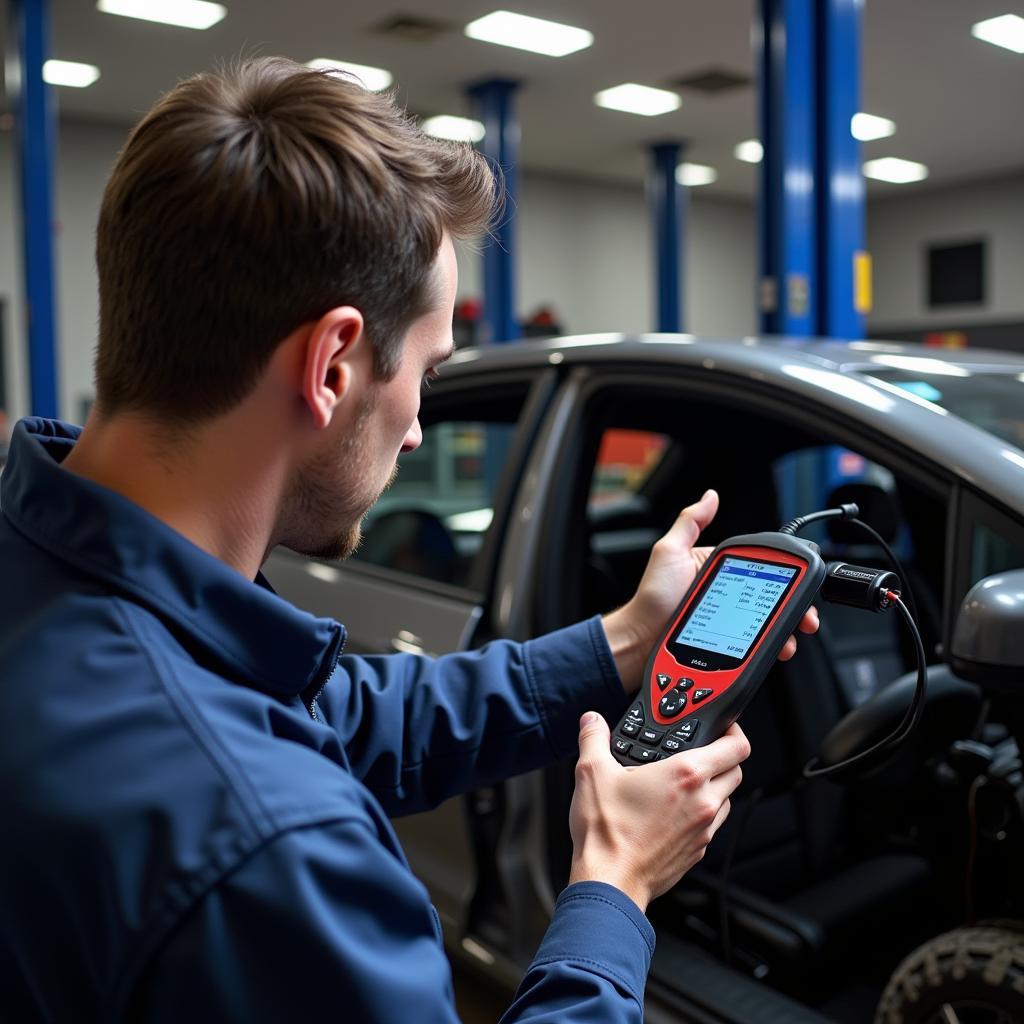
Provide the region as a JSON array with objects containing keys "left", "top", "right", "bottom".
[{"left": 400, "top": 418, "right": 422, "bottom": 453}]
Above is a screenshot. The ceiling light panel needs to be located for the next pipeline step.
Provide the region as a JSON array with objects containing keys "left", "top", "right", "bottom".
[
  {"left": 863, "top": 157, "right": 929, "bottom": 183},
  {"left": 43, "top": 60, "right": 101, "bottom": 88},
  {"left": 852, "top": 112, "right": 895, "bottom": 141},
  {"left": 97, "top": 0, "right": 227, "bottom": 30},
  {"left": 734, "top": 139, "right": 763, "bottom": 163},
  {"left": 464, "top": 11, "right": 593, "bottom": 57},
  {"left": 971, "top": 14, "right": 1024, "bottom": 54},
  {"left": 676, "top": 162, "right": 717, "bottom": 187},
  {"left": 594, "top": 83, "right": 681, "bottom": 117},
  {"left": 422, "top": 116, "right": 485, "bottom": 143},
  {"left": 305, "top": 59, "right": 394, "bottom": 92}
]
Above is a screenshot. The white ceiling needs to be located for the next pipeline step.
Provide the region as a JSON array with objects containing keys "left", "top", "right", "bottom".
[{"left": 16, "top": 0, "right": 1024, "bottom": 198}]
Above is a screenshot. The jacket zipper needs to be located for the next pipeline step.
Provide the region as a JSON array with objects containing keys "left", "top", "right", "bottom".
[{"left": 307, "top": 633, "right": 346, "bottom": 721}]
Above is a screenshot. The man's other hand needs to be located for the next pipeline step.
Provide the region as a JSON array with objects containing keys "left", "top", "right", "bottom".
[{"left": 567, "top": 713, "right": 750, "bottom": 912}]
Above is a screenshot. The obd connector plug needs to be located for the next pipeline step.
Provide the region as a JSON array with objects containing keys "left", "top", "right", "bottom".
[{"left": 822, "top": 562, "right": 902, "bottom": 613}]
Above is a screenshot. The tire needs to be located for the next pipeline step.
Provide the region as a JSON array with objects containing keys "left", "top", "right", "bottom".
[{"left": 875, "top": 925, "right": 1024, "bottom": 1024}]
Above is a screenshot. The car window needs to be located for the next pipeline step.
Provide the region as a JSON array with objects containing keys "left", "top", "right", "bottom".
[
  {"left": 588, "top": 429, "right": 669, "bottom": 510},
  {"left": 860, "top": 367, "right": 1024, "bottom": 451},
  {"left": 970, "top": 519, "right": 1024, "bottom": 584},
  {"left": 773, "top": 446, "right": 913, "bottom": 557},
  {"left": 351, "top": 419, "right": 518, "bottom": 588}
]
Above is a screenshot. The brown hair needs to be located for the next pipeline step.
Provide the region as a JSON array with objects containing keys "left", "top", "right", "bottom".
[{"left": 94, "top": 56, "right": 497, "bottom": 423}]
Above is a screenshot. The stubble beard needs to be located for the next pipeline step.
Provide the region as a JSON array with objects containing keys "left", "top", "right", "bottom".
[{"left": 284, "top": 389, "right": 398, "bottom": 562}]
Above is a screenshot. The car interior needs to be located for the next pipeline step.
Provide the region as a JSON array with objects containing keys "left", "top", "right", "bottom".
[{"left": 530, "top": 382, "right": 975, "bottom": 1020}]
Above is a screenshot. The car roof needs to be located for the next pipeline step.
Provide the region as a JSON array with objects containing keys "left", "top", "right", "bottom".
[{"left": 444, "top": 334, "right": 1024, "bottom": 514}]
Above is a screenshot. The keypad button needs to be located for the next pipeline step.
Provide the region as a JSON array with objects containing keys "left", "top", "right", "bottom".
[
  {"left": 671, "top": 719, "right": 700, "bottom": 742},
  {"left": 658, "top": 690, "right": 687, "bottom": 718},
  {"left": 629, "top": 746, "right": 662, "bottom": 763},
  {"left": 613, "top": 738, "right": 632, "bottom": 755},
  {"left": 692, "top": 688, "right": 714, "bottom": 704},
  {"left": 626, "top": 702, "right": 645, "bottom": 722},
  {"left": 661, "top": 736, "right": 683, "bottom": 752},
  {"left": 620, "top": 719, "right": 640, "bottom": 737},
  {"left": 639, "top": 728, "right": 664, "bottom": 746},
  {"left": 656, "top": 673, "right": 673, "bottom": 691},
  {"left": 676, "top": 678, "right": 695, "bottom": 691}
]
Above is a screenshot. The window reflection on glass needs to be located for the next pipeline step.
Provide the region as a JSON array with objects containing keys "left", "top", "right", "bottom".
[
  {"left": 588, "top": 429, "right": 669, "bottom": 508},
  {"left": 352, "top": 421, "right": 516, "bottom": 587}
]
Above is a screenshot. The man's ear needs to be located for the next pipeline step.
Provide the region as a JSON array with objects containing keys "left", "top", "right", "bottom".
[{"left": 301, "top": 306, "right": 365, "bottom": 429}]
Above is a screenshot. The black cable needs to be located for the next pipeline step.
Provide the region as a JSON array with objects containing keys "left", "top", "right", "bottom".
[
  {"left": 802, "top": 595, "right": 927, "bottom": 779},
  {"left": 717, "top": 786, "right": 764, "bottom": 967},
  {"left": 778, "top": 503, "right": 858, "bottom": 537},
  {"left": 965, "top": 776, "right": 985, "bottom": 926},
  {"left": 847, "top": 516, "right": 919, "bottom": 626}
]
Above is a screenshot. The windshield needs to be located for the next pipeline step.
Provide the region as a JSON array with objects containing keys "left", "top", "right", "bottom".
[{"left": 860, "top": 367, "right": 1024, "bottom": 450}]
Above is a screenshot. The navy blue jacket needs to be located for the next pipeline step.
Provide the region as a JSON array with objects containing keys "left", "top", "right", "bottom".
[{"left": 0, "top": 418, "right": 655, "bottom": 1022}]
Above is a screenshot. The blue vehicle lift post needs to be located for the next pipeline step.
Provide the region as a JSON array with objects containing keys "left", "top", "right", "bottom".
[
  {"left": 469, "top": 79, "right": 520, "bottom": 346},
  {"left": 11, "top": 0, "right": 60, "bottom": 418},
  {"left": 468, "top": 80, "right": 520, "bottom": 504},
  {"left": 757, "top": 0, "right": 817, "bottom": 338},
  {"left": 759, "top": 0, "right": 867, "bottom": 513},
  {"left": 818, "top": 0, "right": 866, "bottom": 342},
  {"left": 648, "top": 141, "right": 686, "bottom": 333}
]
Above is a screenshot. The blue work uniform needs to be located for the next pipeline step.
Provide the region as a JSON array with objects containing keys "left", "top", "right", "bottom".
[{"left": 0, "top": 418, "right": 655, "bottom": 1022}]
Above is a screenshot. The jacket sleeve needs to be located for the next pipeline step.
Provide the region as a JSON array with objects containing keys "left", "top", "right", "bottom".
[
  {"left": 315, "top": 616, "right": 631, "bottom": 816},
  {"left": 132, "top": 823, "right": 653, "bottom": 1024}
]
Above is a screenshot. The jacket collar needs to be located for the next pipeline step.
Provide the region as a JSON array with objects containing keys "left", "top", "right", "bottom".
[{"left": 2, "top": 417, "right": 345, "bottom": 702}]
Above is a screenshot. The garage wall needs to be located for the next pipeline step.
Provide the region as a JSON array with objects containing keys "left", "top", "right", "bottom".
[
  {"left": 0, "top": 121, "right": 758, "bottom": 423},
  {"left": 867, "top": 172, "right": 1024, "bottom": 333},
  {"left": 456, "top": 174, "right": 757, "bottom": 340},
  {"left": 0, "top": 120, "right": 121, "bottom": 427}
]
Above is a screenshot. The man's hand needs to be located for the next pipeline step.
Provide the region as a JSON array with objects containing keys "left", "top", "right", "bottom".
[
  {"left": 602, "top": 490, "right": 819, "bottom": 692},
  {"left": 568, "top": 713, "right": 750, "bottom": 912}
]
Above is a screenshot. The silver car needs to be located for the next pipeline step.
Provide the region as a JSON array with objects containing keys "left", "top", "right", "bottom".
[{"left": 267, "top": 335, "right": 1024, "bottom": 1024}]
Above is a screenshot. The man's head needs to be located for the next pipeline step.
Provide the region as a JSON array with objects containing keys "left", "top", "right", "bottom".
[
  {"left": 91, "top": 57, "right": 496, "bottom": 559},
  {"left": 95, "top": 56, "right": 495, "bottom": 422}
]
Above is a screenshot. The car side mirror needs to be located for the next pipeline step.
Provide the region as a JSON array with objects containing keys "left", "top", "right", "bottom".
[{"left": 949, "top": 570, "right": 1024, "bottom": 694}]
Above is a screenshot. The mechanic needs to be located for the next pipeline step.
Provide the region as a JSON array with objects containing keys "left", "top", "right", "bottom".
[{"left": 0, "top": 58, "right": 815, "bottom": 1022}]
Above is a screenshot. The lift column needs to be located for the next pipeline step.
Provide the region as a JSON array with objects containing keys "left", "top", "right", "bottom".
[
  {"left": 10, "top": 0, "right": 60, "bottom": 418},
  {"left": 648, "top": 141, "right": 687, "bottom": 333},
  {"left": 469, "top": 79, "right": 520, "bottom": 345},
  {"left": 818, "top": 0, "right": 867, "bottom": 340},
  {"left": 757, "top": 0, "right": 817, "bottom": 337},
  {"left": 757, "top": 0, "right": 866, "bottom": 339}
]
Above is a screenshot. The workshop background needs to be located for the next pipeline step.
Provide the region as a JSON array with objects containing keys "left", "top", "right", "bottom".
[{"left": 2, "top": 3, "right": 1023, "bottom": 1022}]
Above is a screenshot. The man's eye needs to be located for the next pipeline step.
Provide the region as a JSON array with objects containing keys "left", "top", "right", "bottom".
[{"left": 421, "top": 369, "right": 439, "bottom": 392}]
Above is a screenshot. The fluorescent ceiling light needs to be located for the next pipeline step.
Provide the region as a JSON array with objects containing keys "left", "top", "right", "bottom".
[
  {"left": 734, "top": 139, "right": 763, "bottom": 163},
  {"left": 594, "top": 83, "right": 680, "bottom": 117},
  {"left": 97, "top": 0, "right": 226, "bottom": 30},
  {"left": 971, "top": 14, "right": 1024, "bottom": 54},
  {"left": 852, "top": 112, "right": 895, "bottom": 141},
  {"left": 422, "top": 115, "right": 485, "bottom": 143},
  {"left": 464, "top": 10, "right": 593, "bottom": 57},
  {"left": 305, "top": 59, "right": 393, "bottom": 92},
  {"left": 676, "top": 162, "right": 717, "bottom": 187},
  {"left": 43, "top": 60, "right": 101, "bottom": 88},
  {"left": 863, "top": 157, "right": 929, "bottom": 183}
]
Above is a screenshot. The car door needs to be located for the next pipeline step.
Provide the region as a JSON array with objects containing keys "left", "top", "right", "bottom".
[
  {"left": 488, "top": 360, "right": 964, "bottom": 1021},
  {"left": 264, "top": 365, "right": 556, "bottom": 936}
]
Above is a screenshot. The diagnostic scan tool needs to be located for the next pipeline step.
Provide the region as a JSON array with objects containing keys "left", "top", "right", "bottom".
[{"left": 611, "top": 533, "right": 826, "bottom": 765}]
